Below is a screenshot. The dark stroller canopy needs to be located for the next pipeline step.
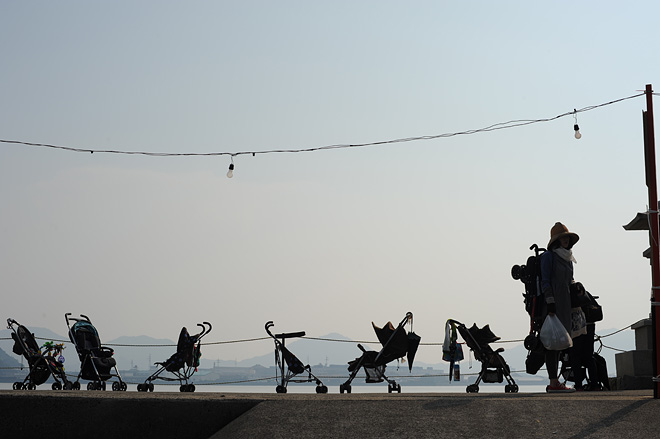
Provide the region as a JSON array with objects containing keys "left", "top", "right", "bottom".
[
  {"left": 163, "top": 327, "right": 197, "bottom": 372},
  {"left": 12, "top": 325, "right": 41, "bottom": 359},
  {"left": 371, "top": 321, "right": 420, "bottom": 370},
  {"left": 465, "top": 324, "right": 501, "bottom": 350}
]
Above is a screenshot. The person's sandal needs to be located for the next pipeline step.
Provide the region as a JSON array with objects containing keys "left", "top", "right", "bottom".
[{"left": 546, "top": 383, "right": 576, "bottom": 393}]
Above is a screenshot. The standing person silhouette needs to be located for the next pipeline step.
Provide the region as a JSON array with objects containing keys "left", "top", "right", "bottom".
[{"left": 540, "top": 222, "right": 579, "bottom": 393}]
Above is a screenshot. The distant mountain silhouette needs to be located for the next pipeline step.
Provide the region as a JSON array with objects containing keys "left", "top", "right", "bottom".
[
  {"left": 228, "top": 333, "right": 382, "bottom": 369},
  {"left": 0, "top": 346, "right": 21, "bottom": 368},
  {"left": 106, "top": 335, "right": 177, "bottom": 371}
]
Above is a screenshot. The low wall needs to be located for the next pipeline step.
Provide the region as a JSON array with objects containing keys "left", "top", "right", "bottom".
[{"left": 0, "top": 392, "right": 260, "bottom": 439}]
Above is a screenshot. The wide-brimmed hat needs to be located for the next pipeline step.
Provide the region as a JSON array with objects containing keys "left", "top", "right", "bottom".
[{"left": 548, "top": 222, "right": 579, "bottom": 249}]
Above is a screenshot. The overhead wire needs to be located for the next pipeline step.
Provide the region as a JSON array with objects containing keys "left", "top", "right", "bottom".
[
  {"left": 0, "top": 323, "right": 638, "bottom": 348},
  {"left": 0, "top": 92, "right": 646, "bottom": 159}
]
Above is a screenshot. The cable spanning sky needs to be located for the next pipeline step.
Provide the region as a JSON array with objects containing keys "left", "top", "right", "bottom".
[{"left": 1, "top": 1, "right": 659, "bottom": 365}]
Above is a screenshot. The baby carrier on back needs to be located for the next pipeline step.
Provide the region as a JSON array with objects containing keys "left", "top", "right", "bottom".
[{"left": 511, "top": 244, "right": 549, "bottom": 374}]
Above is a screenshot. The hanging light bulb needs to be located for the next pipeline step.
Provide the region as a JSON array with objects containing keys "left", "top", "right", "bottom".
[
  {"left": 226, "top": 162, "right": 234, "bottom": 178},
  {"left": 574, "top": 124, "right": 582, "bottom": 139},
  {"left": 573, "top": 109, "right": 582, "bottom": 139}
]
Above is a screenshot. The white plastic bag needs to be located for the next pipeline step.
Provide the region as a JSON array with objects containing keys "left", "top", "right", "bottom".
[{"left": 539, "top": 314, "right": 573, "bottom": 350}]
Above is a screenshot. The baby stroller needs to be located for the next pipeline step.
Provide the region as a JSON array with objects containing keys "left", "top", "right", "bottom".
[
  {"left": 7, "top": 318, "right": 70, "bottom": 390},
  {"left": 340, "top": 312, "right": 420, "bottom": 394},
  {"left": 447, "top": 319, "right": 518, "bottom": 393},
  {"left": 65, "top": 313, "right": 127, "bottom": 391},
  {"left": 558, "top": 339, "right": 610, "bottom": 391},
  {"left": 265, "top": 321, "right": 328, "bottom": 394},
  {"left": 137, "top": 322, "right": 212, "bottom": 393}
]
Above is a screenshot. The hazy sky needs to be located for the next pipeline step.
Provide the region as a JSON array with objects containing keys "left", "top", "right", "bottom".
[{"left": 2, "top": 1, "right": 659, "bottom": 365}]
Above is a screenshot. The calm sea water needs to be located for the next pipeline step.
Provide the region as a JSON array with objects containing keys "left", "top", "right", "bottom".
[{"left": 0, "top": 382, "right": 548, "bottom": 393}]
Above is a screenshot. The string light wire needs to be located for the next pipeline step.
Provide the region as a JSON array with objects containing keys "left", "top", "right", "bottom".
[{"left": 0, "top": 92, "right": 646, "bottom": 159}]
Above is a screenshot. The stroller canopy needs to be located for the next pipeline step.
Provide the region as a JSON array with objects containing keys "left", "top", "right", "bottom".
[
  {"left": 69, "top": 321, "right": 102, "bottom": 353},
  {"left": 372, "top": 320, "right": 420, "bottom": 371},
  {"left": 12, "top": 325, "right": 41, "bottom": 359}
]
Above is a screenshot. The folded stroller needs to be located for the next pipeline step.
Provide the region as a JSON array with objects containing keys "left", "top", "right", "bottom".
[
  {"left": 137, "top": 322, "right": 211, "bottom": 393},
  {"left": 511, "top": 243, "right": 546, "bottom": 355},
  {"left": 340, "top": 312, "right": 420, "bottom": 394},
  {"left": 265, "top": 321, "right": 328, "bottom": 394},
  {"left": 65, "top": 313, "right": 126, "bottom": 391},
  {"left": 447, "top": 319, "right": 518, "bottom": 393},
  {"left": 7, "top": 318, "right": 70, "bottom": 390}
]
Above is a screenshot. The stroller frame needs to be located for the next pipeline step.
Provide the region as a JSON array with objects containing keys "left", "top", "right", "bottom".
[
  {"left": 7, "top": 318, "right": 70, "bottom": 390},
  {"left": 340, "top": 312, "right": 414, "bottom": 394},
  {"left": 137, "top": 322, "right": 212, "bottom": 393},
  {"left": 65, "top": 313, "right": 127, "bottom": 391},
  {"left": 449, "top": 319, "right": 519, "bottom": 393},
  {"left": 265, "top": 321, "right": 328, "bottom": 394}
]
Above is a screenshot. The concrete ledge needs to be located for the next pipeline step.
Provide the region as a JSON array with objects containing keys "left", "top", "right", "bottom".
[
  {"left": 0, "top": 391, "right": 260, "bottom": 439},
  {"left": 611, "top": 375, "right": 655, "bottom": 390},
  {"left": 615, "top": 349, "right": 654, "bottom": 377},
  {"left": 1, "top": 390, "right": 658, "bottom": 439}
]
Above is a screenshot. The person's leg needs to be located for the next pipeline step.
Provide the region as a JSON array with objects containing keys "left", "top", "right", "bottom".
[
  {"left": 584, "top": 324, "right": 599, "bottom": 389},
  {"left": 570, "top": 335, "right": 586, "bottom": 389},
  {"left": 546, "top": 349, "right": 559, "bottom": 385}
]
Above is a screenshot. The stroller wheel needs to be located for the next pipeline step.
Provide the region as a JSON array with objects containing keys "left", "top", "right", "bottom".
[
  {"left": 275, "top": 385, "right": 287, "bottom": 394},
  {"left": 112, "top": 382, "right": 121, "bottom": 391},
  {"left": 137, "top": 384, "right": 145, "bottom": 392},
  {"left": 316, "top": 385, "right": 328, "bottom": 394},
  {"left": 27, "top": 383, "right": 37, "bottom": 390},
  {"left": 73, "top": 382, "right": 81, "bottom": 391},
  {"left": 121, "top": 382, "right": 128, "bottom": 391},
  {"left": 87, "top": 382, "right": 95, "bottom": 391},
  {"left": 12, "top": 382, "right": 22, "bottom": 390},
  {"left": 63, "top": 381, "right": 73, "bottom": 391},
  {"left": 148, "top": 383, "right": 154, "bottom": 392},
  {"left": 52, "top": 382, "right": 62, "bottom": 391},
  {"left": 466, "top": 384, "right": 479, "bottom": 393}
]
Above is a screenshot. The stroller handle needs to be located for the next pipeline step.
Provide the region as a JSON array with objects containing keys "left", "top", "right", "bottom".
[
  {"left": 196, "top": 322, "right": 212, "bottom": 339},
  {"left": 264, "top": 321, "right": 305, "bottom": 341},
  {"left": 265, "top": 321, "right": 275, "bottom": 337},
  {"left": 65, "top": 313, "right": 91, "bottom": 326},
  {"left": 400, "top": 312, "right": 413, "bottom": 327},
  {"left": 7, "top": 318, "right": 17, "bottom": 328}
]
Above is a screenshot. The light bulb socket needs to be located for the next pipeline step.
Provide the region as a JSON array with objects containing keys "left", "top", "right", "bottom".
[
  {"left": 228, "top": 163, "right": 235, "bottom": 171},
  {"left": 573, "top": 124, "right": 580, "bottom": 131}
]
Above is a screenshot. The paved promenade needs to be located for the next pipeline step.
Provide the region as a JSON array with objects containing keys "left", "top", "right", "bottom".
[{"left": 1, "top": 389, "right": 657, "bottom": 438}]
